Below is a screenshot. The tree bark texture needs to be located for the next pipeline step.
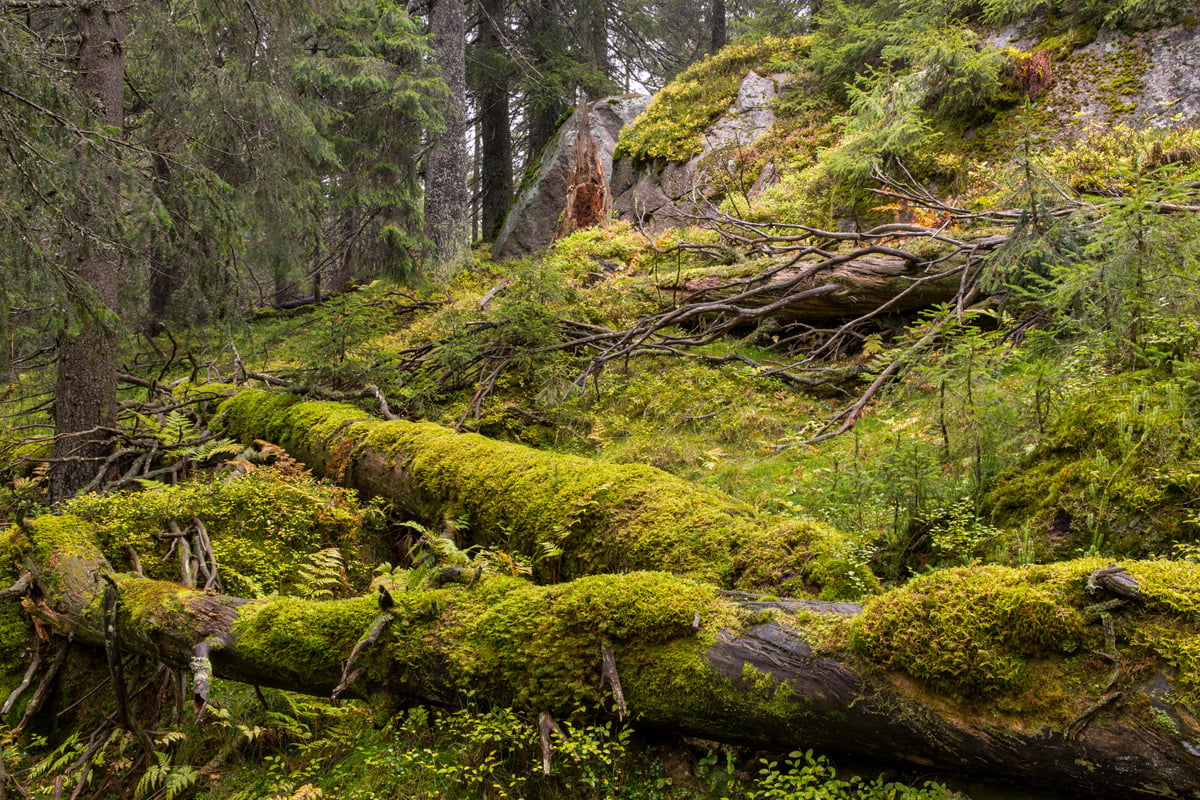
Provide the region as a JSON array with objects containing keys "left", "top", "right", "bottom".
[
  {"left": 424, "top": 0, "right": 470, "bottom": 269},
  {"left": 147, "top": 151, "right": 180, "bottom": 324},
  {"left": 478, "top": 0, "right": 514, "bottom": 241},
  {"left": 17, "top": 508, "right": 1200, "bottom": 799},
  {"left": 523, "top": 0, "right": 569, "bottom": 167},
  {"left": 665, "top": 250, "right": 989, "bottom": 323},
  {"left": 710, "top": 0, "right": 726, "bottom": 54},
  {"left": 209, "top": 388, "right": 866, "bottom": 597},
  {"left": 49, "top": 0, "right": 127, "bottom": 502}
]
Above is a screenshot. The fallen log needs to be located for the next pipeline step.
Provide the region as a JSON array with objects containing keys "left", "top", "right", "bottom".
[
  {"left": 15, "top": 511, "right": 1200, "bottom": 798},
  {"left": 666, "top": 250, "right": 984, "bottom": 321},
  {"left": 208, "top": 387, "right": 874, "bottom": 598}
]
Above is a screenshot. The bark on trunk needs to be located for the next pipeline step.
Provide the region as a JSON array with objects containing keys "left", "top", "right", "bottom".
[
  {"left": 49, "top": 0, "right": 127, "bottom": 502},
  {"left": 665, "top": 246, "right": 997, "bottom": 322},
  {"left": 479, "top": 0, "right": 514, "bottom": 241},
  {"left": 19, "top": 511, "right": 1200, "bottom": 799},
  {"left": 523, "top": 0, "right": 568, "bottom": 167},
  {"left": 710, "top": 0, "right": 726, "bottom": 54},
  {"left": 147, "top": 153, "right": 178, "bottom": 324},
  {"left": 424, "top": 0, "right": 470, "bottom": 269},
  {"left": 209, "top": 388, "right": 865, "bottom": 597}
]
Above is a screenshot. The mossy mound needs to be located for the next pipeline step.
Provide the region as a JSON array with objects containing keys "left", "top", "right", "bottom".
[
  {"left": 852, "top": 562, "right": 1097, "bottom": 699},
  {"left": 986, "top": 373, "right": 1200, "bottom": 558},
  {"left": 60, "top": 469, "right": 375, "bottom": 596}
]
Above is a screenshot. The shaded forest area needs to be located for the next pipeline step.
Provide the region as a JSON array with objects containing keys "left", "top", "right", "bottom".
[{"left": 4, "top": 0, "right": 1200, "bottom": 798}]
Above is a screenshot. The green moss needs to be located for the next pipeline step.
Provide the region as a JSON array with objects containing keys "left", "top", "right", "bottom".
[
  {"left": 541, "top": 221, "right": 647, "bottom": 284},
  {"left": 443, "top": 572, "right": 732, "bottom": 712},
  {"left": 852, "top": 562, "right": 1097, "bottom": 698},
  {"left": 615, "top": 37, "right": 810, "bottom": 162},
  {"left": 217, "top": 388, "right": 875, "bottom": 599},
  {"left": 986, "top": 373, "right": 1200, "bottom": 557},
  {"left": 62, "top": 470, "right": 371, "bottom": 596},
  {"left": 1121, "top": 560, "right": 1200, "bottom": 705},
  {"left": 26, "top": 514, "right": 108, "bottom": 608},
  {"left": 233, "top": 594, "right": 381, "bottom": 690}
]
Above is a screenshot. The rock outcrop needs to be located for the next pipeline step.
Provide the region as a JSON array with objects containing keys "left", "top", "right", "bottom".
[
  {"left": 994, "top": 22, "right": 1200, "bottom": 131},
  {"left": 494, "top": 71, "right": 788, "bottom": 259},
  {"left": 493, "top": 94, "right": 650, "bottom": 260},
  {"left": 611, "top": 71, "right": 789, "bottom": 232}
]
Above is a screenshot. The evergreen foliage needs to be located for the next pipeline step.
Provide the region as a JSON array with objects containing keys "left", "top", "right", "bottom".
[{"left": 3, "top": 1, "right": 1200, "bottom": 797}]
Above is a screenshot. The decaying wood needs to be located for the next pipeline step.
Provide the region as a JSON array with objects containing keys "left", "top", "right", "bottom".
[
  {"left": 599, "top": 642, "right": 627, "bottom": 720},
  {"left": 101, "top": 576, "right": 154, "bottom": 757},
  {"left": 556, "top": 95, "right": 610, "bottom": 240},
  {"left": 211, "top": 388, "right": 849, "bottom": 595},
  {"left": 538, "top": 711, "right": 564, "bottom": 776},
  {"left": 333, "top": 611, "right": 393, "bottom": 699},
  {"left": 12, "top": 512, "right": 1200, "bottom": 799}
]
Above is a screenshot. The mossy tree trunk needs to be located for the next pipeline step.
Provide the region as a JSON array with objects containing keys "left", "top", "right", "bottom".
[
  {"left": 424, "top": 0, "right": 470, "bottom": 269},
  {"left": 15, "top": 510, "right": 1200, "bottom": 798},
  {"left": 209, "top": 387, "right": 871, "bottom": 598}
]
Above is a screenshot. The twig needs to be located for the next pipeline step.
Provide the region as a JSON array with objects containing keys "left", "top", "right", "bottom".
[
  {"left": 191, "top": 641, "right": 213, "bottom": 718},
  {"left": 538, "top": 711, "right": 566, "bottom": 776},
  {"left": 101, "top": 576, "right": 155, "bottom": 758},
  {"left": 1, "top": 647, "right": 40, "bottom": 716},
  {"left": 0, "top": 573, "right": 31, "bottom": 600},
  {"left": 333, "top": 612, "right": 394, "bottom": 699},
  {"left": 599, "top": 642, "right": 627, "bottom": 720},
  {"left": 15, "top": 635, "right": 70, "bottom": 734}
]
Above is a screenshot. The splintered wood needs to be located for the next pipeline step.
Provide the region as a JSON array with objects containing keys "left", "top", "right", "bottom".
[{"left": 556, "top": 97, "right": 610, "bottom": 240}]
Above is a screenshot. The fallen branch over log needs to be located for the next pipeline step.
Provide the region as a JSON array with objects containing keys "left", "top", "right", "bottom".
[
  {"left": 16, "top": 512, "right": 1200, "bottom": 798},
  {"left": 210, "top": 387, "right": 870, "bottom": 597}
]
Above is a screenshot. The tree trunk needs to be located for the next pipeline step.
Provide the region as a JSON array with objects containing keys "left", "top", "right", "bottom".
[
  {"left": 147, "top": 152, "right": 179, "bottom": 325},
  {"left": 710, "top": 0, "right": 726, "bottom": 54},
  {"left": 523, "top": 0, "right": 568, "bottom": 167},
  {"left": 424, "top": 0, "right": 470, "bottom": 269},
  {"left": 49, "top": 0, "right": 127, "bottom": 502},
  {"left": 209, "top": 388, "right": 866, "bottom": 597},
  {"left": 656, "top": 233, "right": 1007, "bottom": 323},
  {"left": 555, "top": 97, "right": 610, "bottom": 239},
  {"left": 18, "top": 509, "right": 1200, "bottom": 799},
  {"left": 669, "top": 254, "right": 970, "bottom": 321},
  {"left": 479, "top": 0, "right": 514, "bottom": 241},
  {"left": 587, "top": 0, "right": 611, "bottom": 82}
]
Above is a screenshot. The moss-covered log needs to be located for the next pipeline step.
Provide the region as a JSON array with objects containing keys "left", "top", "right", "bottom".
[
  {"left": 16, "top": 511, "right": 1200, "bottom": 798},
  {"left": 210, "top": 388, "right": 872, "bottom": 598}
]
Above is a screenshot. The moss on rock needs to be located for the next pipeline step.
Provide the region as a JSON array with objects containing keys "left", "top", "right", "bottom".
[{"left": 615, "top": 37, "right": 810, "bottom": 163}]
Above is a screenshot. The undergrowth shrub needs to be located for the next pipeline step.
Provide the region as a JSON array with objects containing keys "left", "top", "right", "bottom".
[{"left": 735, "top": 750, "right": 960, "bottom": 800}]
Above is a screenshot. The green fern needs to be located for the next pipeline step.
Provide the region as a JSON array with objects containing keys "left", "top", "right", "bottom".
[
  {"left": 27, "top": 732, "right": 82, "bottom": 779},
  {"left": 185, "top": 437, "right": 245, "bottom": 464},
  {"left": 293, "top": 547, "right": 346, "bottom": 599},
  {"left": 135, "top": 751, "right": 199, "bottom": 800}
]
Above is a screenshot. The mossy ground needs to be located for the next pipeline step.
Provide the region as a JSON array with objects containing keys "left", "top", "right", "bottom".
[{"left": 2, "top": 11, "right": 1200, "bottom": 799}]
